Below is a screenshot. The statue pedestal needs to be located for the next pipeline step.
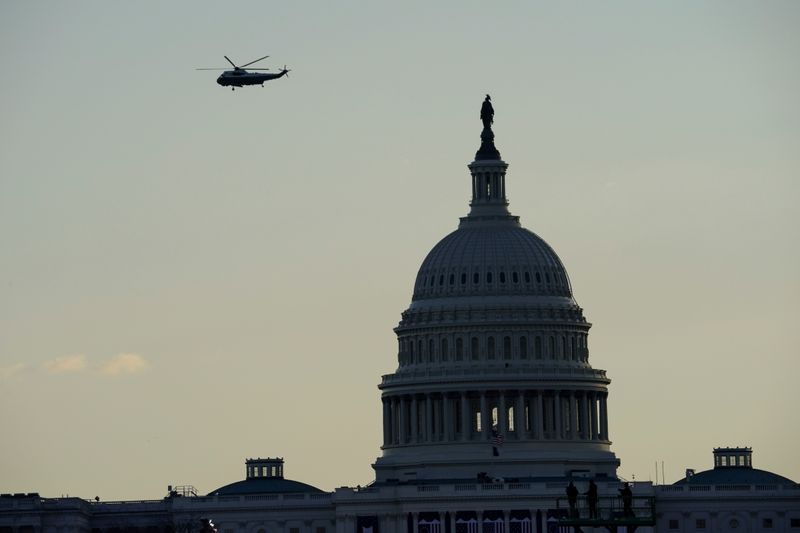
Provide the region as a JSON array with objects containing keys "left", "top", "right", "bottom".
[{"left": 475, "top": 126, "right": 501, "bottom": 160}]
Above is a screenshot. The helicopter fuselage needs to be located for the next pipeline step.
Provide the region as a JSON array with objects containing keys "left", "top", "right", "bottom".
[{"left": 216, "top": 69, "right": 288, "bottom": 87}]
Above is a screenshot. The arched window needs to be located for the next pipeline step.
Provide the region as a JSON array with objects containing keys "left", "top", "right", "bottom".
[
  {"left": 456, "top": 338, "right": 464, "bottom": 360},
  {"left": 520, "top": 336, "right": 528, "bottom": 359},
  {"left": 525, "top": 272, "right": 531, "bottom": 283},
  {"left": 488, "top": 337, "right": 496, "bottom": 359},
  {"left": 441, "top": 338, "right": 449, "bottom": 361},
  {"left": 417, "top": 340, "right": 423, "bottom": 363},
  {"left": 473, "top": 272, "right": 479, "bottom": 284},
  {"left": 409, "top": 340, "right": 414, "bottom": 363},
  {"left": 549, "top": 336, "right": 555, "bottom": 359},
  {"left": 499, "top": 272, "right": 506, "bottom": 284},
  {"left": 562, "top": 336, "right": 567, "bottom": 359},
  {"left": 570, "top": 336, "right": 576, "bottom": 360},
  {"left": 491, "top": 406, "right": 498, "bottom": 426},
  {"left": 461, "top": 273, "right": 467, "bottom": 285},
  {"left": 508, "top": 406, "right": 515, "bottom": 431},
  {"left": 449, "top": 273, "right": 455, "bottom": 285},
  {"left": 439, "top": 274, "right": 444, "bottom": 286},
  {"left": 503, "top": 336, "right": 512, "bottom": 359},
  {"left": 429, "top": 339, "right": 435, "bottom": 362},
  {"left": 535, "top": 272, "right": 542, "bottom": 283},
  {"left": 535, "top": 336, "right": 542, "bottom": 359},
  {"left": 512, "top": 271, "right": 519, "bottom": 283},
  {"left": 471, "top": 337, "right": 480, "bottom": 360},
  {"left": 487, "top": 271, "right": 493, "bottom": 284}
]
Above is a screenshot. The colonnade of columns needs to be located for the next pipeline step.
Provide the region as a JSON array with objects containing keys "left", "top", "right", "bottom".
[
  {"left": 382, "top": 389, "right": 608, "bottom": 447},
  {"left": 471, "top": 169, "right": 507, "bottom": 203}
]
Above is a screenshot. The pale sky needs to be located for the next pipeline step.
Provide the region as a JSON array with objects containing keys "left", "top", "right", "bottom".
[{"left": 1, "top": 1, "right": 798, "bottom": 500}]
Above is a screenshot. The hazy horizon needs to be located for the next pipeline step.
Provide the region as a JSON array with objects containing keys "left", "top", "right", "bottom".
[{"left": 1, "top": 1, "right": 798, "bottom": 500}]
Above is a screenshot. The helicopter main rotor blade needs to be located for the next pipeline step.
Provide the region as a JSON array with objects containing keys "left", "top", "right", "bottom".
[
  {"left": 224, "top": 55, "right": 237, "bottom": 68},
  {"left": 245, "top": 68, "right": 270, "bottom": 70},
  {"left": 195, "top": 68, "right": 230, "bottom": 70},
  {"left": 240, "top": 54, "right": 270, "bottom": 68}
]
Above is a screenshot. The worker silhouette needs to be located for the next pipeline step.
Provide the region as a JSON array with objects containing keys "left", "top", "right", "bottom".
[
  {"left": 619, "top": 482, "right": 634, "bottom": 517},
  {"left": 566, "top": 481, "right": 579, "bottom": 517},
  {"left": 586, "top": 480, "right": 599, "bottom": 519}
]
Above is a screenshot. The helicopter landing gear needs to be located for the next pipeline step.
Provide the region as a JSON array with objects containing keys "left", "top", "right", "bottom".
[
  {"left": 231, "top": 87, "right": 235, "bottom": 91},
  {"left": 261, "top": 84, "right": 264, "bottom": 87}
]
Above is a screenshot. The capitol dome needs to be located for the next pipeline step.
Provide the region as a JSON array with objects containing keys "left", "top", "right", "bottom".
[{"left": 374, "top": 98, "right": 619, "bottom": 484}]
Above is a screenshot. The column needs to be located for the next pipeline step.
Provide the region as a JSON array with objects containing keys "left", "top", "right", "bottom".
[
  {"left": 412, "top": 512, "right": 419, "bottom": 533},
  {"left": 391, "top": 398, "right": 399, "bottom": 444},
  {"left": 438, "top": 512, "right": 445, "bottom": 533},
  {"left": 600, "top": 393, "right": 609, "bottom": 441},
  {"left": 461, "top": 392, "right": 470, "bottom": 441},
  {"left": 426, "top": 394, "right": 433, "bottom": 443},
  {"left": 398, "top": 397, "right": 407, "bottom": 444},
  {"left": 410, "top": 396, "right": 418, "bottom": 443},
  {"left": 536, "top": 391, "right": 545, "bottom": 439},
  {"left": 480, "top": 392, "right": 489, "bottom": 440},
  {"left": 383, "top": 398, "right": 391, "bottom": 446},
  {"left": 515, "top": 391, "right": 526, "bottom": 440},
  {"left": 582, "top": 392, "right": 591, "bottom": 440},
  {"left": 503, "top": 510, "right": 510, "bottom": 533},
  {"left": 571, "top": 393, "right": 579, "bottom": 440},
  {"left": 554, "top": 392, "right": 562, "bottom": 439},
  {"left": 590, "top": 393, "right": 599, "bottom": 440},
  {"left": 443, "top": 394, "right": 453, "bottom": 441},
  {"left": 471, "top": 173, "right": 476, "bottom": 199},
  {"left": 432, "top": 395, "right": 440, "bottom": 441},
  {"left": 450, "top": 512, "right": 456, "bottom": 533},
  {"left": 498, "top": 391, "right": 507, "bottom": 435}
]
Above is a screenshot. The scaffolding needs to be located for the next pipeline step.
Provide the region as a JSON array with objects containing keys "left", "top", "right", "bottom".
[{"left": 554, "top": 495, "right": 656, "bottom": 532}]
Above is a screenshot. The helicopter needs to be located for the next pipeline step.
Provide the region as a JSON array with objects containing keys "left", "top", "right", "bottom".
[{"left": 196, "top": 55, "right": 290, "bottom": 90}]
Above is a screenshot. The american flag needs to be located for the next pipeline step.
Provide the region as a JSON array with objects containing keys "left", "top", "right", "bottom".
[{"left": 491, "top": 428, "right": 505, "bottom": 447}]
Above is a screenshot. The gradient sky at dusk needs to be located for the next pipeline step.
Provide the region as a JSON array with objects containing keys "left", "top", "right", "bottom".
[{"left": 1, "top": 1, "right": 798, "bottom": 499}]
